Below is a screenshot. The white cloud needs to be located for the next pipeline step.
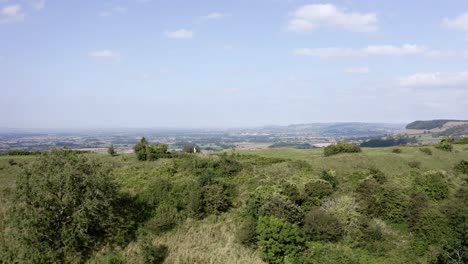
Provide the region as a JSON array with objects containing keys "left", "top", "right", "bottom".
[
  {"left": 203, "top": 12, "right": 230, "bottom": 20},
  {"left": 399, "top": 72, "right": 468, "bottom": 88},
  {"left": 363, "top": 44, "right": 426, "bottom": 55},
  {"left": 88, "top": 50, "right": 121, "bottom": 59},
  {"left": 0, "top": 4, "right": 25, "bottom": 24},
  {"left": 164, "top": 29, "right": 194, "bottom": 39},
  {"left": 294, "top": 44, "right": 426, "bottom": 57},
  {"left": 30, "top": 0, "right": 46, "bottom": 11},
  {"left": 442, "top": 13, "right": 468, "bottom": 30},
  {"left": 100, "top": 6, "right": 127, "bottom": 17},
  {"left": 287, "top": 4, "right": 378, "bottom": 33},
  {"left": 345, "top": 67, "right": 370, "bottom": 74},
  {"left": 425, "top": 50, "right": 468, "bottom": 60}
]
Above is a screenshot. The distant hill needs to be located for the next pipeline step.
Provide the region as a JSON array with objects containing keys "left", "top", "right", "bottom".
[
  {"left": 259, "top": 122, "right": 404, "bottom": 137},
  {"left": 406, "top": 120, "right": 468, "bottom": 130}
]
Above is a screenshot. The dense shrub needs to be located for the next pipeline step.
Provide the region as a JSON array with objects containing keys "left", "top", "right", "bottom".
[
  {"left": 368, "top": 168, "right": 386, "bottom": 184},
  {"left": 406, "top": 193, "right": 429, "bottom": 229},
  {"left": 237, "top": 217, "right": 257, "bottom": 246},
  {"left": 138, "top": 236, "right": 168, "bottom": 264},
  {"left": 410, "top": 207, "right": 452, "bottom": 254},
  {"left": 280, "top": 181, "right": 303, "bottom": 205},
  {"left": 354, "top": 218, "right": 394, "bottom": 256},
  {"left": 419, "top": 147, "right": 432, "bottom": 155},
  {"left": 256, "top": 216, "right": 305, "bottom": 264},
  {"left": 414, "top": 170, "right": 448, "bottom": 200},
  {"left": 146, "top": 203, "right": 178, "bottom": 234},
  {"left": 259, "top": 194, "right": 304, "bottom": 224},
  {"left": 201, "top": 184, "right": 231, "bottom": 215},
  {"left": 303, "top": 180, "right": 334, "bottom": 207},
  {"left": 324, "top": 141, "right": 361, "bottom": 157},
  {"left": 133, "top": 137, "right": 169, "bottom": 161},
  {"left": 303, "top": 208, "right": 344, "bottom": 242},
  {"left": 408, "top": 160, "right": 421, "bottom": 169},
  {"left": 454, "top": 160, "right": 468, "bottom": 174},
  {"left": 357, "top": 180, "right": 407, "bottom": 223},
  {"left": 321, "top": 195, "right": 360, "bottom": 232},
  {"left": 320, "top": 170, "right": 338, "bottom": 189},
  {"left": 436, "top": 137, "right": 454, "bottom": 152},
  {"left": 8, "top": 149, "right": 129, "bottom": 263},
  {"left": 301, "top": 242, "right": 361, "bottom": 264},
  {"left": 392, "top": 148, "right": 402, "bottom": 153}
]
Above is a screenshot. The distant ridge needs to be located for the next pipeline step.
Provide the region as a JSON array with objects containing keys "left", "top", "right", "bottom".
[{"left": 406, "top": 120, "right": 468, "bottom": 130}]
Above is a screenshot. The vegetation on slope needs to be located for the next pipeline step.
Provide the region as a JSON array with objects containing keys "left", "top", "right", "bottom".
[
  {"left": 406, "top": 120, "right": 468, "bottom": 130},
  {"left": 0, "top": 142, "right": 467, "bottom": 263}
]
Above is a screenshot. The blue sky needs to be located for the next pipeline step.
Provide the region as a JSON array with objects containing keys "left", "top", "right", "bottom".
[{"left": 1, "top": 0, "right": 467, "bottom": 129}]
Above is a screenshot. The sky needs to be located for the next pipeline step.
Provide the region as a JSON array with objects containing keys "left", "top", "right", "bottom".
[{"left": 1, "top": 0, "right": 467, "bottom": 129}]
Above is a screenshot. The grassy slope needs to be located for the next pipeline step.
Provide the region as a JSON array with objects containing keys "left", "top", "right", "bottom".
[{"left": 1, "top": 145, "right": 467, "bottom": 263}]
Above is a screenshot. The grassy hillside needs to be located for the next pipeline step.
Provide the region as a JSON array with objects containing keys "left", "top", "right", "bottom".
[{"left": 0, "top": 144, "right": 467, "bottom": 263}]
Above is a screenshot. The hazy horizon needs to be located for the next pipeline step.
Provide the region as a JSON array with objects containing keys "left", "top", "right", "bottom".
[{"left": 1, "top": 0, "right": 467, "bottom": 128}]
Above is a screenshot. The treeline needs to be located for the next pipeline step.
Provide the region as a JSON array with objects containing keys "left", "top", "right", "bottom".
[
  {"left": 269, "top": 142, "right": 315, "bottom": 149},
  {"left": 406, "top": 119, "right": 467, "bottom": 130},
  {"left": 360, "top": 136, "right": 417, "bottom": 148}
]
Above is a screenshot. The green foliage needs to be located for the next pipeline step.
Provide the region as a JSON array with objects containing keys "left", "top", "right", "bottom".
[
  {"left": 138, "top": 236, "right": 168, "bottom": 264},
  {"left": 303, "top": 180, "right": 334, "bottom": 207},
  {"left": 259, "top": 194, "right": 304, "bottom": 224},
  {"left": 256, "top": 216, "right": 305, "bottom": 264},
  {"left": 406, "top": 193, "right": 429, "bottom": 229},
  {"left": 8, "top": 149, "right": 129, "bottom": 263},
  {"left": 303, "top": 208, "right": 344, "bottom": 242},
  {"left": 280, "top": 181, "right": 303, "bottom": 204},
  {"left": 320, "top": 170, "right": 338, "bottom": 189},
  {"left": 419, "top": 147, "right": 432, "bottom": 155},
  {"left": 414, "top": 170, "right": 449, "bottom": 200},
  {"left": 108, "top": 144, "right": 116, "bottom": 156},
  {"left": 324, "top": 141, "right": 361, "bottom": 157},
  {"left": 454, "top": 160, "right": 468, "bottom": 174},
  {"left": 133, "top": 137, "right": 168, "bottom": 161},
  {"left": 408, "top": 160, "right": 421, "bottom": 169},
  {"left": 201, "top": 184, "right": 231, "bottom": 215},
  {"left": 392, "top": 148, "right": 402, "bottom": 153},
  {"left": 410, "top": 207, "right": 452, "bottom": 255},
  {"left": 182, "top": 143, "right": 201, "bottom": 153},
  {"left": 301, "top": 242, "right": 362, "bottom": 264},
  {"left": 368, "top": 167, "right": 386, "bottom": 184},
  {"left": 357, "top": 179, "right": 407, "bottom": 223},
  {"left": 146, "top": 203, "right": 178, "bottom": 234},
  {"left": 236, "top": 217, "right": 257, "bottom": 246},
  {"left": 436, "top": 137, "right": 454, "bottom": 152}
]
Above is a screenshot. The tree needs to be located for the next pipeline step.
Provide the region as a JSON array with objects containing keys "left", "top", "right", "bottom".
[
  {"left": 256, "top": 216, "right": 305, "bottom": 264},
  {"left": 134, "top": 137, "right": 149, "bottom": 161},
  {"left": 324, "top": 141, "right": 361, "bottom": 157},
  {"left": 9, "top": 149, "right": 126, "bottom": 263},
  {"left": 182, "top": 143, "right": 201, "bottom": 153},
  {"left": 436, "top": 137, "right": 454, "bottom": 152},
  {"left": 108, "top": 144, "right": 116, "bottom": 156}
]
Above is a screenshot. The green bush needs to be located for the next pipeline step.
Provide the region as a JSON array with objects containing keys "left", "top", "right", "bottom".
[
  {"left": 303, "top": 180, "right": 334, "bottom": 207},
  {"left": 138, "top": 236, "right": 168, "bottom": 264},
  {"left": 133, "top": 137, "right": 169, "bottom": 161},
  {"left": 414, "top": 170, "right": 449, "bottom": 200},
  {"left": 324, "top": 141, "right": 361, "bottom": 157},
  {"left": 406, "top": 193, "right": 429, "bottom": 229},
  {"left": 368, "top": 168, "right": 386, "bottom": 184},
  {"left": 201, "top": 184, "right": 231, "bottom": 215},
  {"left": 236, "top": 217, "right": 257, "bottom": 246},
  {"left": 357, "top": 180, "right": 407, "bottom": 223},
  {"left": 454, "top": 160, "right": 468, "bottom": 174},
  {"left": 258, "top": 195, "right": 304, "bottom": 224},
  {"left": 419, "top": 147, "right": 432, "bottom": 155},
  {"left": 320, "top": 170, "right": 339, "bottom": 189},
  {"left": 280, "top": 181, "right": 303, "bottom": 205},
  {"left": 301, "top": 242, "right": 361, "bottom": 264},
  {"left": 256, "top": 216, "right": 305, "bottom": 264},
  {"left": 408, "top": 160, "right": 421, "bottom": 169},
  {"left": 410, "top": 207, "right": 452, "bottom": 255},
  {"left": 9, "top": 149, "right": 129, "bottom": 263},
  {"left": 392, "top": 148, "right": 402, "bottom": 154},
  {"left": 146, "top": 203, "right": 178, "bottom": 234},
  {"left": 303, "top": 208, "right": 344, "bottom": 242},
  {"left": 436, "top": 137, "right": 454, "bottom": 152}
]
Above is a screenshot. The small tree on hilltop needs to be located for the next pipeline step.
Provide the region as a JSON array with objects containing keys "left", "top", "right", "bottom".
[{"left": 108, "top": 144, "right": 116, "bottom": 156}]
